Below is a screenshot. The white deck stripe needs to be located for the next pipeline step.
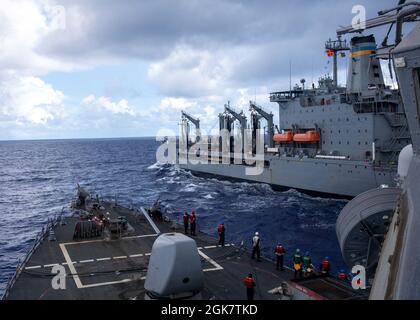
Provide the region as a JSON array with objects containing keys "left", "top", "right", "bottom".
[
  {"left": 61, "top": 233, "right": 158, "bottom": 246},
  {"left": 53, "top": 241, "right": 228, "bottom": 289},
  {"left": 80, "top": 277, "right": 146, "bottom": 289},
  {"left": 44, "top": 263, "right": 59, "bottom": 267},
  {"left": 198, "top": 250, "right": 223, "bottom": 271},
  {"left": 59, "top": 243, "right": 83, "bottom": 289},
  {"left": 113, "top": 256, "right": 127, "bottom": 259},
  {"left": 25, "top": 265, "right": 42, "bottom": 270},
  {"left": 79, "top": 259, "right": 95, "bottom": 263},
  {"left": 140, "top": 207, "right": 161, "bottom": 234},
  {"left": 96, "top": 257, "right": 111, "bottom": 261}
]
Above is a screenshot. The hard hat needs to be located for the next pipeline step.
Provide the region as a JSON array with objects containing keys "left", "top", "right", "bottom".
[
  {"left": 255, "top": 232, "right": 259, "bottom": 236},
  {"left": 296, "top": 248, "right": 300, "bottom": 253}
]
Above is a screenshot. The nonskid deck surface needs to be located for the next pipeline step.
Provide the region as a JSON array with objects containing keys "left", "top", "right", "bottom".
[{"left": 6, "top": 201, "right": 361, "bottom": 300}]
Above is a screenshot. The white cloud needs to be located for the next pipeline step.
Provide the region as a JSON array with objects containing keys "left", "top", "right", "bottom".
[
  {"left": 81, "top": 94, "right": 136, "bottom": 116},
  {"left": 0, "top": 73, "right": 65, "bottom": 125},
  {"left": 0, "top": 0, "right": 81, "bottom": 75},
  {"left": 148, "top": 45, "right": 233, "bottom": 98}
]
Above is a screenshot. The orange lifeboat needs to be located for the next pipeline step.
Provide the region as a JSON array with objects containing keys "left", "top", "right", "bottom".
[
  {"left": 273, "top": 131, "right": 294, "bottom": 143},
  {"left": 293, "top": 130, "right": 321, "bottom": 143}
]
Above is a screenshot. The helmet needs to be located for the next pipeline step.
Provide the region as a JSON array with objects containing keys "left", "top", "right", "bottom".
[
  {"left": 325, "top": 256, "right": 329, "bottom": 260},
  {"left": 255, "top": 232, "right": 259, "bottom": 236},
  {"left": 340, "top": 269, "right": 345, "bottom": 273},
  {"left": 305, "top": 251, "right": 309, "bottom": 256},
  {"left": 296, "top": 248, "right": 300, "bottom": 253}
]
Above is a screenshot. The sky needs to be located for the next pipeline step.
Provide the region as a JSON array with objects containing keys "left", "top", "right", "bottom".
[{"left": 0, "top": 0, "right": 400, "bottom": 140}]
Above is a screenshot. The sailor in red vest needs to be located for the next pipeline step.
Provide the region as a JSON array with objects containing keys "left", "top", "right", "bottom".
[
  {"left": 190, "top": 210, "right": 197, "bottom": 236},
  {"left": 183, "top": 211, "right": 189, "bottom": 234},
  {"left": 338, "top": 269, "right": 347, "bottom": 281},
  {"left": 217, "top": 222, "right": 225, "bottom": 246},
  {"left": 243, "top": 273, "right": 256, "bottom": 301},
  {"left": 320, "top": 256, "right": 331, "bottom": 276},
  {"left": 274, "top": 243, "right": 285, "bottom": 271}
]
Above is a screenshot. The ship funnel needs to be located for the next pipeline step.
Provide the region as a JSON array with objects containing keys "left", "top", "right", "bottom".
[{"left": 346, "top": 35, "right": 385, "bottom": 93}]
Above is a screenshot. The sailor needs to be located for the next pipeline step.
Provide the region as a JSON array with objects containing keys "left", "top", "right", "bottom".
[
  {"left": 190, "top": 210, "right": 197, "bottom": 236},
  {"left": 320, "top": 256, "right": 331, "bottom": 276},
  {"left": 183, "top": 211, "right": 189, "bottom": 234},
  {"left": 217, "top": 222, "right": 225, "bottom": 246},
  {"left": 338, "top": 269, "right": 347, "bottom": 281},
  {"left": 293, "top": 249, "right": 303, "bottom": 279},
  {"left": 274, "top": 243, "right": 285, "bottom": 271},
  {"left": 303, "top": 251, "right": 314, "bottom": 277},
  {"left": 243, "top": 273, "right": 256, "bottom": 301},
  {"left": 251, "top": 232, "right": 261, "bottom": 262}
]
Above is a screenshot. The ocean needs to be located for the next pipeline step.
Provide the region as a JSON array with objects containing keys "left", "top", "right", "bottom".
[{"left": 0, "top": 137, "right": 347, "bottom": 295}]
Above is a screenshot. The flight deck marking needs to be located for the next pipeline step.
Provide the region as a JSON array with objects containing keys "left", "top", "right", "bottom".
[
  {"left": 25, "top": 265, "right": 42, "bottom": 270},
  {"left": 59, "top": 243, "right": 84, "bottom": 289},
  {"left": 198, "top": 250, "right": 223, "bottom": 272},
  {"left": 140, "top": 207, "right": 161, "bottom": 234},
  {"left": 60, "top": 233, "right": 158, "bottom": 246},
  {"left": 96, "top": 257, "right": 111, "bottom": 261},
  {"left": 79, "top": 259, "right": 95, "bottom": 263},
  {"left": 113, "top": 256, "right": 127, "bottom": 259},
  {"left": 25, "top": 245, "right": 230, "bottom": 271},
  {"left": 39, "top": 244, "right": 226, "bottom": 288}
]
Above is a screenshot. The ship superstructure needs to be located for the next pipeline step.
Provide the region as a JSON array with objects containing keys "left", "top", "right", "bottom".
[{"left": 176, "top": 28, "right": 411, "bottom": 198}]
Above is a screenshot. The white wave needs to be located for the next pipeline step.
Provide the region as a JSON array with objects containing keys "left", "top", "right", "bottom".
[
  {"left": 181, "top": 183, "right": 199, "bottom": 192},
  {"left": 147, "top": 162, "right": 163, "bottom": 170},
  {"left": 204, "top": 194, "right": 214, "bottom": 199}
]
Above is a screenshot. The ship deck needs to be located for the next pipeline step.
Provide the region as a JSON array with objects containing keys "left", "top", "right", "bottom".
[{"left": 4, "top": 200, "right": 364, "bottom": 300}]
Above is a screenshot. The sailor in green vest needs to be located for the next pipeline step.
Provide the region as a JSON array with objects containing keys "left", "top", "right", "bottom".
[
  {"left": 303, "top": 251, "right": 314, "bottom": 277},
  {"left": 293, "top": 249, "right": 303, "bottom": 279}
]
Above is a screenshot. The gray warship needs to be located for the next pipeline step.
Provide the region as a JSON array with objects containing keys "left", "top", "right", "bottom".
[
  {"left": 2, "top": 2, "right": 420, "bottom": 301},
  {"left": 177, "top": 15, "right": 413, "bottom": 198}
]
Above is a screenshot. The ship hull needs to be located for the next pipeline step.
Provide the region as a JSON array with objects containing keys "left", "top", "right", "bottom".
[{"left": 178, "top": 156, "right": 395, "bottom": 198}]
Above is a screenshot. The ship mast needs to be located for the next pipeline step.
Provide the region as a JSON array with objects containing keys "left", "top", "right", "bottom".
[{"left": 325, "top": 36, "right": 350, "bottom": 88}]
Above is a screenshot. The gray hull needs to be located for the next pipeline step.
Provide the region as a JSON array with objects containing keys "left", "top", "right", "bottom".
[{"left": 179, "top": 156, "right": 395, "bottom": 198}]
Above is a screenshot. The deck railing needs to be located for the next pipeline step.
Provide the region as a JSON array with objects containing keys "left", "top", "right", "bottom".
[{"left": 1, "top": 212, "right": 63, "bottom": 300}]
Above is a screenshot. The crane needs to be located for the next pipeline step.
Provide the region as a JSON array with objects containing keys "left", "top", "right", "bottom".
[
  {"left": 249, "top": 101, "right": 275, "bottom": 148},
  {"left": 181, "top": 110, "right": 200, "bottom": 146},
  {"left": 181, "top": 111, "right": 200, "bottom": 129},
  {"left": 224, "top": 102, "right": 248, "bottom": 155}
]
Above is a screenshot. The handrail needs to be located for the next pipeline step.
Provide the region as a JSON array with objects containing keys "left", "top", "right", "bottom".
[{"left": 1, "top": 213, "right": 63, "bottom": 300}]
